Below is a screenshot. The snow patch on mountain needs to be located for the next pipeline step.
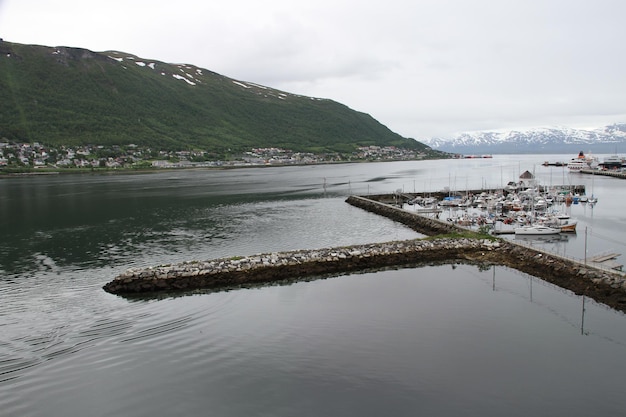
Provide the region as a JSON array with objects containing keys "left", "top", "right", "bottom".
[
  {"left": 423, "top": 124, "right": 626, "bottom": 154},
  {"left": 172, "top": 73, "right": 196, "bottom": 85}
]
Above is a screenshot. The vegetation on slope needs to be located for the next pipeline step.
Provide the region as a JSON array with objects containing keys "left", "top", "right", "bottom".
[{"left": 0, "top": 41, "right": 433, "bottom": 154}]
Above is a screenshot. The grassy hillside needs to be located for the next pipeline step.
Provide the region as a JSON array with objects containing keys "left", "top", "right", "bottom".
[{"left": 0, "top": 41, "right": 429, "bottom": 154}]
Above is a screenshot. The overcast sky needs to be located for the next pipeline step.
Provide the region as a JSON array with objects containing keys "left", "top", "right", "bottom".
[{"left": 1, "top": 0, "right": 625, "bottom": 141}]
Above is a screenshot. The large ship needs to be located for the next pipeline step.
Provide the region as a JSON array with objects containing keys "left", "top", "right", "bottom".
[{"left": 567, "top": 151, "right": 598, "bottom": 171}]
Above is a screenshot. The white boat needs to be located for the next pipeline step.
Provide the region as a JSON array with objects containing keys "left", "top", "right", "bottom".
[
  {"left": 567, "top": 151, "right": 598, "bottom": 171},
  {"left": 567, "top": 158, "right": 587, "bottom": 170},
  {"left": 505, "top": 181, "right": 520, "bottom": 192},
  {"left": 534, "top": 199, "right": 548, "bottom": 210},
  {"left": 514, "top": 225, "right": 561, "bottom": 235}
]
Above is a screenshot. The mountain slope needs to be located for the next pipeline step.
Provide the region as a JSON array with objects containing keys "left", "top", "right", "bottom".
[
  {"left": 424, "top": 125, "right": 626, "bottom": 154},
  {"left": 0, "top": 41, "right": 427, "bottom": 154}
]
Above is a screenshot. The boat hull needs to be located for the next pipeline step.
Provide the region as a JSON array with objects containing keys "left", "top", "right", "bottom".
[
  {"left": 514, "top": 225, "right": 561, "bottom": 235},
  {"left": 559, "top": 221, "right": 577, "bottom": 233}
]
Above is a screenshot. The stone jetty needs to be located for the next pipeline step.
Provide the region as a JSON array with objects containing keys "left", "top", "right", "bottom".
[
  {"left": 103, "top": 237, "right": 502, "bottom": 294},
  {"left": 345, "top": 195, "right": 464, "bottom": 235},
  {"left": 345, "top": 195, "right": 626, "bottom": 311},
  {"left": 103, "top": 195, "right": 626, "bottom": 312}
]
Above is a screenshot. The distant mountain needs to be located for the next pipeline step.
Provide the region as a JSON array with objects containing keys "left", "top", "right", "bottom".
[
  {"left": 0, "top": 40, "right": 434, "bottom": 155},
  {"left": 423, "top": 124, "right": 626, "bottom": 155}
]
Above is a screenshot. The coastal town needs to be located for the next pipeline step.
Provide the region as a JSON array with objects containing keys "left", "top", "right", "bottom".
[{"left": 0, "top": 141, "right": 436, "bottom": 172}]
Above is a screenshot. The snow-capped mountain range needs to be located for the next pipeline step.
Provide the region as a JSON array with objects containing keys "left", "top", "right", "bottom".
[{"left": 422, "top": 124, "right": 626, "bottom": 154}]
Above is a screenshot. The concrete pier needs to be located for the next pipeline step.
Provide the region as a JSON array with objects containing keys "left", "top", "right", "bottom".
[{"left": 580, "top": 169, "right": 626, "bottom": 179}]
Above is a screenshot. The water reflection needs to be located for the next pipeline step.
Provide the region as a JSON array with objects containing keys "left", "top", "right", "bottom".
[
  {"left": 486, "top": 264, "right": 626, "bottom": 342},
  {"left": 510, "top": 233, "right": 576, "bottom": 259},
  {"left": 117, "top": 265, "right": 625, "bottom": 416},
  {"left": 115, "top": 261, "right": 625, "bottom": 351}
]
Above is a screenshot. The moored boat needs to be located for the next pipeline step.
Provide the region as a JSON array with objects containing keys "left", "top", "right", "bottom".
[
  {"left": 553, "top": 213, "right": 577, "bottom": 232},
  {"left": 514, "top": 225, "right": 561, "bottom": 235},
  {"left": 558, "top": 221, "right": 578, "bottom": 233},
  {"left": 534, "top": 213, "right": 578, "bottom": 233},
  {"left": 567, "top": 151, "right": 598, "bottom": 171}
]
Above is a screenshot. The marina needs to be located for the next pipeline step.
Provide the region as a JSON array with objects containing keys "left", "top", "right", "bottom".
[
  {"left": 396, "top": 182, "right": 590, "bottom": 236},
  {"left": 378, "top": 162, "right": 625, "bottom": 272}
]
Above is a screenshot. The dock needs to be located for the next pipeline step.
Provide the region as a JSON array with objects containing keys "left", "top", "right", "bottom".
[
  {"left": 588, "top": 252, "right": 623, "bottom": 271},
  {"left": 580, "top": 169, "right": 626, "bottom": 179}
]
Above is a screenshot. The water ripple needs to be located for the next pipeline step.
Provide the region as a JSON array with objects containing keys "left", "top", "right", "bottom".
[
  {"left": 119, "top": 315, "right": 194, "bottom": 343},
  {"left": 0, "top": 356, "right": 40, "bottom": 383}
]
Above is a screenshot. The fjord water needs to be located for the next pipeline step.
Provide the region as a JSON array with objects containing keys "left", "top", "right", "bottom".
[{"left": 1, "top": 155, "right": 626, "bottom": 416}]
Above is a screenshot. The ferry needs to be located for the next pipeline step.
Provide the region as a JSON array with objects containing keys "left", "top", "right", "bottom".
[{"left": 567, "top": 151, "right": 598, "bottom": 171}]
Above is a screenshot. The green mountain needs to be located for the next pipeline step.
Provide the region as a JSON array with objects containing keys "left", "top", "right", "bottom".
[{"left": 0, "top": 40, "right": 432, "bottom": 155}]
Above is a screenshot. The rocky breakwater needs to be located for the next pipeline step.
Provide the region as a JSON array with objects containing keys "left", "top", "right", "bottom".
[
  {"left": 103, "top": 238, "right": 503, "bottom": 295},
  {"left": 345, "top": 194, "right": 626, "bottom": 312},
  {"left": 345, "top": 195, "right": 463, "bottom": 235},
  {"left": 104, "top": 193, "right": 626, "bottom": 311},
  {"left": 490, "top": 243, "right": 626, "bottom": 312}
]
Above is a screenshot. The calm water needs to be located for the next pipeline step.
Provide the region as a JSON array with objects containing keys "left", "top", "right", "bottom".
[{"left": 1, "top": 155, "right": 626, "bottom": 416}]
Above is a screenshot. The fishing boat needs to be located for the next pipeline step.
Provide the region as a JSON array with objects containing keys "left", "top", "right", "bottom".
[
  {"left": 535, "top": 213, "right": 578, "bottom": 233},
  {"left": 552, "top": 214, "right": 578, "bottom": 232},
  {"left": 558, "top": 221, "right": 578, "bottom": 233},
  {"left": 514, "top": 225, "right": 561, "bottom": 235}
]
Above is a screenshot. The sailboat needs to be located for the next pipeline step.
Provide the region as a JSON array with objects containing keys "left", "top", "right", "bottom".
[{"left": 588, "top": 170, "right": 598, "bottom": 204}]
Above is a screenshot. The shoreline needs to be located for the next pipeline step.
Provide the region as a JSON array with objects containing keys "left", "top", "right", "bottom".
[{"left": 0, "top": 157, "right": 446, "bottom": 178}]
